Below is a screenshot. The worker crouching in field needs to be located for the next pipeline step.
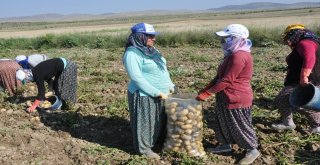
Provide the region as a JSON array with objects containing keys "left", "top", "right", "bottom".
[
  {"left": 0, "top": 59, "right": 23, "bottom": 95},
  {"left": 16, "top": 57, "right": 77, "bottom": 112},
  {"left": 196, "top": 24, "right": 260, "bottom": 164},
  {"left": 0, "top": 54, "right": 48, "bottom": 95}
]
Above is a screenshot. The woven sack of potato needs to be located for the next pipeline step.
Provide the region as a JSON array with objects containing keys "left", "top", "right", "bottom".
[{"left": 163, "top": 94, "right": 206, "bottom": 157}]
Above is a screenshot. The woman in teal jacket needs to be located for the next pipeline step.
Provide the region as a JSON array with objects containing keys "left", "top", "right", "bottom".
[{"left": 123, "top": 23, "right": 174, "bottom": 159}]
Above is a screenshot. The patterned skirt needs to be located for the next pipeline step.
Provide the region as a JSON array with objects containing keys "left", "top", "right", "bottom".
[
  {"left": 273, "top": 85, "right": 320, "bottom": 127},
  {"left": 57, "top": 60, "right": 77, "bottom": 109},
  {"left": 0, "top": 60, "right": 22, "bottom": 95},
  {"left": 212, "top": 92, "right": 258, "bottom": 150},
  {"left": 127, "top": 91, "right": 167, "bottom": 154}
]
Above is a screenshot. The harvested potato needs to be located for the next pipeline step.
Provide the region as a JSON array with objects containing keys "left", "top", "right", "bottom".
[
  {"left": 195, "top": 105, "right": 202, "bottom": 110},
  {"left": 29, "top": 86, "right": 35, "bottom": 91},
  {"left": 40, "top": 100, "right": 51, "bottom": 109},
  {"left": 187, "top": 112, "right": 194, "bottom": 119},
  {"left": 174, "top": 127, "right": 184, "bottom": 134},
  {"left": 178, "top": 109, "right": 189, "bottom": 116},
  {"left": 181, "top": 124, "right": 192, "bottom": 130},
  {"left": 170, "top": 114, "right": 177, "bottom": 121},
  {"left": 175, "top": 121, "right": 185, "bottom": 126},
  {"left": 171, "top": 134, "right": 180, "bottom": 139},
  {"left": 184, "top": 119, "right": 193, "bottom": 124},
  {"left": 184, "top": 140, "right": 191, "bottom": 146},
  {"left": 45, "top": 91, "right": 54, "bottom": 97},
  {"left": 187, "top": 105, "right": 196, "bottom": 112},
  {"left": 26, "top": 101, "right": 32, "bottom": 107},
  {"left": 177, "top": 116, "right": 188, "bottom": 122},
  {"left": 184, "top": 129, "right": 193, "bottom": 135},
  {"left": 181, "top": 135, "right": 192, "bottom": 140},
  {"left": 166, "top": 102, "right": 178, "bottom": 109},
  {"left": 172, "top": 147, "right": 180, "bottom": 152},
  {"left": 166, "top": 108, "right": 176, "bottom": 115},
  {"left": 185, "top": 145, "right": 192, "bottom": 151}
]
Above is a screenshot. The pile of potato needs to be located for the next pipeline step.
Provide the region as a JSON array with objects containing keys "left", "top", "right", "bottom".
[
  {"left": 40, "top": 100, "right": 52, "bottom": 109},
  {"left": 164, "top": 97, "right": 206, "bottom": 157}
]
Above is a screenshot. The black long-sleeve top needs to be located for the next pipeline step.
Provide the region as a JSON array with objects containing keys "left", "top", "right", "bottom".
[{"left": 32, "top": 58, "right": 64, "bottom": 100}]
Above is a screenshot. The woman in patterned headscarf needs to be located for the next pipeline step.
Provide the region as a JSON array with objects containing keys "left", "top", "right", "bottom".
[
  {"left": 272, "top": 24, "right": 320, "bottom": 134},
  {"left": 122, "top": 23, "right": 175, "bottom": 159},
  {"left": 0, "top": 60, "right": 23, "bottom": 95}
]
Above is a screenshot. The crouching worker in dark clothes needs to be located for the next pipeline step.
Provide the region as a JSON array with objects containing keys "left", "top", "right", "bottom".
[{"left": 16, "top": 58, "right": 77, "bottom": 112}]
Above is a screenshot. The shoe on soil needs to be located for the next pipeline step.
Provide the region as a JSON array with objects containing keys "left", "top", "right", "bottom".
[
  {"left": 207, "top": 144, "right": 232, "bottom": 153},
  {"left": 271, "top": 123, "right": 296, "bottom": 130},
  {"left": 239, "top": 149, "right": 261, "bottom": 165},
  {"left": 143, "top": 150, "right": 160, "bottom": 159},
  {"left": 310, "top": 127, "right": 320, "bottom": 134}
]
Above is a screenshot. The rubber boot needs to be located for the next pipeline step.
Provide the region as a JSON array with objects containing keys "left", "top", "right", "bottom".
[
  {"left": 271, "top": 115, "right": 296, "bottom": 130},
  {"left": 143, "top": 149, "right": 160, "bottom": 159},
  {"left": 239, "top": 149, "right": 261, "bottom": 165},
  {"left": 310, "top": 126, "right": 320, "bottom": 134}
]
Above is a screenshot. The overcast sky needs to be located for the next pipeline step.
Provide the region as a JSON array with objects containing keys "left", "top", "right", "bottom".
[{"left": 0, "top": 0, "right": 318, "bottom": 18}]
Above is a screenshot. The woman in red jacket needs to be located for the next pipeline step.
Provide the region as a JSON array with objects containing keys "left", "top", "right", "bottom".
[
  {"left": 196, "top": 24, "right": 260, "bottom": 164},
  {"left": 272, "top": 24, "right": 320, "bottom": 133}
]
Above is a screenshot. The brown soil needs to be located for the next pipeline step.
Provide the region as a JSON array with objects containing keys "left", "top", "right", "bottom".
[{"left": 1, "top": 47, "right": 320, "bottom": 164}]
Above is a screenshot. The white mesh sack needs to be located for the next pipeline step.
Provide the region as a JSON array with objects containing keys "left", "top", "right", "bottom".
[{"left": 164, "top": 94, "right": 206, "bottom": 157}]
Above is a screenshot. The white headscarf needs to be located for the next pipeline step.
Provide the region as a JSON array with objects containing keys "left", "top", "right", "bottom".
[
  {"left": 15, "top": 55, "right": 27, "bottom": 62},
  {"left": 28, "top": 54, "right": 48, "bottom": 67},
  {"left": 16, "top": 69, "right": 26, "bottom": 82},
  {"left": 223, "top": 37, "right": 252, "bottom": 56},
  {"left": 16, "top": 69, "right": 33, "bottom": 84},
  {"left": 15, "top": 54, "right": 48, "bottom": 69}
]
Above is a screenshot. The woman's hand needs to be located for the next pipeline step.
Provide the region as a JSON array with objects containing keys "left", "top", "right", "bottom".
[
  {"left": 196, "top": 91, "right": 212, "bottom": 101},
  {"left": 26, "top": 99, "right": 41, "bottom": 113},
  {"left": 300, "top": 78, "right": 309, "bottom": 87},
  {"left": 159, "top": 93, "right": 168, "bottom": 100},
  {"left": 300, "top": 68, "right": 312, "bottom": 87}
]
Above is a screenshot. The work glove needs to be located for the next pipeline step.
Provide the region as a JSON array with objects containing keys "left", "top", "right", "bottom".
[
  {"left": 196, "top": 91, "right": 212, "bottom": 101},
  {"left": 26, "top": 99, "right": 41, "bottom": 113}
]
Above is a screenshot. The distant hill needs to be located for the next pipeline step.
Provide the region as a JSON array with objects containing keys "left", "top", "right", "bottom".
[
  {"left": 209, "top": 2, "right": 320, "bottom": 11},
  {"left": 0, "top": 2, "right": 319, "bottom": 22},
  {"left": 0, "top": 13, "right": 115, "bottom": 22}
]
